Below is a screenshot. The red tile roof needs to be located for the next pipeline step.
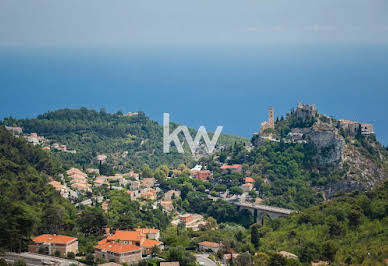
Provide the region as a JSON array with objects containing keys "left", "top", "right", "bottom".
[
  {"left": 107, "top": 230, "right": 143, "bottom": 242},
  {"left": 96, "top": 242, "right": 141, "bottom": 253},
  {"left": 142, "top": 239, "right": 162, "bottom": 248},
  {"left": 32, "top": 234, "right": 76, "bottom": 244},
  {"left": 244, "top": 177, "right": 255, "bottom": 183},
  {"left": 220, "top": 164, "right": 242, "bottom": 169}
]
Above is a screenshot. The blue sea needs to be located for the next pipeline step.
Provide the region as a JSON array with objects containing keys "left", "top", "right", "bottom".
[{"left": 0, "top": 44, "right": 387, "bottom": 145}]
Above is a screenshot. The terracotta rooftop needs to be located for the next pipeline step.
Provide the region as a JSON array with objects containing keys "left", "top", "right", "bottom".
[
  {"left": 220, "top": 164, "right": 242, "bottom": 169},
  {"left": 32, "top": 234, "right": 77, "bottom": 244},
  {"left": 96, "top": 241, "right": 141, "bottom": 253},
  {"left": 107, "top": 230, "right": 143, "bottom": 242},
  {"left": 244, "top": 177, "right": 255, "bottom": 183},
  {"left": 48, "top": 181, "right": 64, "bottom": 189},
  {"left": 142, "top": 239, "right": 162, "bottom": 248}
]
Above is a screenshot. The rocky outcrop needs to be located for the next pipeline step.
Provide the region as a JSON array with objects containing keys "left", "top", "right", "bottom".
[
  {"left": 306, "top": 129, "right": 345, "bottom": 167},
  {"left": 253, "top": 103, "right": 388, "bottom": 200}
]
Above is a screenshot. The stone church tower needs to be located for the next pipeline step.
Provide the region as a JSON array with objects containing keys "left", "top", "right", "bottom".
[{"left": 268, "top": 107, "right": 274, "bottom": 128}]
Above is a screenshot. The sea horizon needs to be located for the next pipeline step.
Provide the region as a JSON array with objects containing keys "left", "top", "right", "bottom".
[{"left": 1, "top": 44, "right": 388, "bottom": 144}]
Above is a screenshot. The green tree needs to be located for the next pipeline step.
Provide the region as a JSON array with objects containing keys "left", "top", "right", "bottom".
[
  {"left": 253, "top": 252, "right": 269, "bottom": 266},
  {"left": 251, "top": 225, "right": 259, "bottom": 248},
  {"left": 268, "top": 253, "right": 287, "bottom": 266},
  {"left": 142, "top": 167, "right": 153, "bottom": 178},
  {"left": 235, "top": 253, "right": 252, "bottom": 266},
  {"left": 229, "top": 186, "right": 243, "bottom": 195},
  {"left": 167, "top": 247, "right": 196, "bottom": 266},
  {"left": 76, "top": 207, "right": 107, "bottom": 236},
  {"left": 67, "top": 252, "right": 75, "bottom": 259},
  {"left": 322, "top": 241, "right": 338, "bottom": 262}
]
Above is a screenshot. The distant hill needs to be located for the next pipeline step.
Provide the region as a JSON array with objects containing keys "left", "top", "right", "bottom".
[
  {"left": 0, "top": 126, "right": 75, "bottom": 252},
  {"left": 2, "top": 108, "right": 248, "bottom": 170}
]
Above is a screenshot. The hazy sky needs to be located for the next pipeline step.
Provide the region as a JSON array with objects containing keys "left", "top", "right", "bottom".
[{"left": 1, "top": 0, "right": 388, "bottom": 46}]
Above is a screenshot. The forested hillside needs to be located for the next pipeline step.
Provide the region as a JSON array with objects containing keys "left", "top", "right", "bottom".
[
  {"left": 256, "top": 182, "right": 388, "bottom": 265},
  {"left": 2, "top": 108, "right": 247, "bottom": 170},
  {"left": 0, "top": 126, "right": 172, "bottom": 256},
  {"left": 0, "top": 126, "right": 76, "bottom": 252}
]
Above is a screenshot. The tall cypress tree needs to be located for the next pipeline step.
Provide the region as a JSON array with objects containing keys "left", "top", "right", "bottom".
[{"left": 251, "top": 225, "right": 259, "bottom": 248}]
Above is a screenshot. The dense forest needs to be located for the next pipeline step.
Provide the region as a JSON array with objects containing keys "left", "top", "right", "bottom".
[
  {"left": 0, "top": 126, "right": 75, "bottom": 252},
  {"left": 2, "top": 108, "right": 247, "bottom": 170}
]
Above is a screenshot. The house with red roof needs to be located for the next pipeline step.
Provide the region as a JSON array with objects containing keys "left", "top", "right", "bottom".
[
  {"left": 244, "top": 177, "right": 255, "bottom": 183},
  {"left": 223, "top": 248, "right": 239, "bottom": 264},
  {"left": 94, "top": 241, "right": 142, "bottom": 264},
  {"left": 135, "top": 228, "right": 160, "bottom": 240},
  {"left": 95, "top": 229, "right": 163, "bottom": 257},
  {"left": 220, "top": 164, "right": 242, "bottom": 174},
  {"left": 198, "top": 241, "right": 223, "bottom": 253},
  {"left": 28, "top": 234, "right": 78, "bottom": 256},
  {"left": 191, "top": 170, "right": 212, "bottom": 181}
]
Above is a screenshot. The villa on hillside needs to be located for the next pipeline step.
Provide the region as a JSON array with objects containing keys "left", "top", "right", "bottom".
[
  {"left": 198, "top": 241, "right": 223, "bottom": 253},
  {"left": 48, "top": 180, "right": 68, "bottom": 197},
  {"left": 220, "top": 164, "right": 242, "bottom": 174},
  {"left": 94, "top": 241, "right": 142, "bottom": 264},
  {"left": 191, "top": 170, "right": 212, "bottom": 181},
  {"left": 29, "top": 234, "right": 78, "bottom": 257},
  {"left": 244, "top": 177, "right": 255, "bottom": 183},
  {"left": 95, "top": 229, "right": 163, "bottom": 260}
]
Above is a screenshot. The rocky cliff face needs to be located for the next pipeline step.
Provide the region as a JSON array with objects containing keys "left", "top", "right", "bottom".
[
  {"left": 301, "top": 117, "right": 387, "bottom": 198},
  {"left": 306, "top": 129, "right": 345, "bottom": 167}
]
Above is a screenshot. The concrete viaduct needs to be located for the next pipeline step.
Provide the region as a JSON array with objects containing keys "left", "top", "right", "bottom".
[{"left": 234, "top": 202, "right": 294, "bottom": 224}]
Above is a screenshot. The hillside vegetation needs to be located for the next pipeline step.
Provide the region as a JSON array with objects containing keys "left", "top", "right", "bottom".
[
  {"left": 0, "top": 126, "right": 76, "bottom": 252},
  {"left": 3, "top": 108, "right": 248, "bottom": 170},
  {"left": 257, "top": 182, "right": 388, "bottom": 265}
]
